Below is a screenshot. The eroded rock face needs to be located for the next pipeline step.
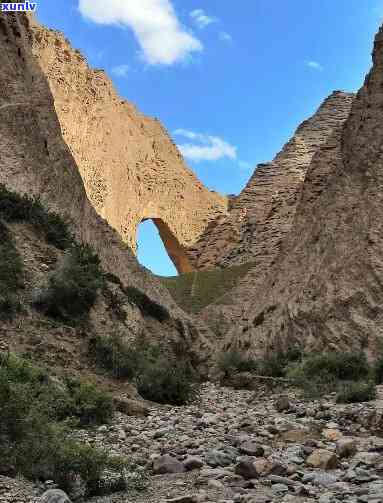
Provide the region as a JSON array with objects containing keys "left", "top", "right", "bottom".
[
  {"left": 29, "top": 19, "right": 227, "bottom": 273},
  {"left": 0, "top": 12, "right": 211, "bottom": 356},
  {"left": 197, "top": 92, "right": 354, "bottom": 340},
  {"left": 188, "top": 91, "right": 354, "bottom": 273},
  {"left": 223, "top": 26, "right": 383, "bottom": 356}
]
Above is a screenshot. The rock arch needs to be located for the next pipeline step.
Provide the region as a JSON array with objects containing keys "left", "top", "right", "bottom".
[
  {"left": 30, "top": 22, "right": 228, "bottom": 273},
  {"left": 139, "top": 218, "right": 194, "bottom": 274}
]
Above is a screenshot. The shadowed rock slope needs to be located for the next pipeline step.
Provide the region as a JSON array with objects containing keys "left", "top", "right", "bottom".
[
  {"left": 188, "top": 91, "right": 354, "bottom": 272},
  {"left": 191, "top": 93, "right": 354, "bottom": 339},
  {"left": 223, "top": 26, "right": 383, "bottom": 357},
  {"left": 29, "top": 18, "right": 227, "bottom": 274},
  {"left": 0, "top": 11, "right": 212, "bottom": 362}
]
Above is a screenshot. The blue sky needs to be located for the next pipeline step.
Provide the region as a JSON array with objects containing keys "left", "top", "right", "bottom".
[{"left": 35, "top": 0, "right": 383, "bottom": 276}]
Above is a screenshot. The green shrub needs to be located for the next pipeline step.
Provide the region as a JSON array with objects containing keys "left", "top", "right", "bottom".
[
  {"left": 0, "top": 295, "right": 21, "bottom": 321},
  {"left": 0, "top": 353, "right": 114, "bottom": 427},
  {"left": 336, "top": 380, "right": 376, "bottom": 403},
  {"left": 287, "top": 351, "right": 373, "bottom": 400},
  {"left": 218, "top": 347, "right": 302, "bottom": 381},
  {"left": 133, "top": 344, "right": 197, "bottom": 405},
  {"left": 288, "top": 366, "right": 339, "bottom": 400},
  {"left": 35, "top": 244, "right": 104, "bottom": 323},
  {"left": 90, "top": 333, "right": 138, "bottom": 380},
  {"left": 0, "top": 352, "right": 47, "bottom": 384},
  {"left": 64, "top": 378, "right": 114, "bottom": 426},
  {"left": 91, "top": 334, "right": 200, "bottom": 406},
  {"left": 0, "top": 353, "right": 121, "bottom": 497},
  {"left": 0, "top": 184, "right": 72, "bottom": 250},
  {"left": 0, "top": 221, "right": 23, "bottom": 320},
  {"left": 218, "top": 350, "right": 258, "bottom": 376},
  {"left": 293, "top": 352, "right": 370, "bottom": 381},
  {"left": 258, "top": 354, "right": 287, "bottom": 378},
  {"left": 6, "top": 414, "right": 123, "bottom": 497},
  {"left": 136, "top": 360, "right": 197, "bottom": 405},
  {"left": 124, "top": 465, "right": 149, "bottom": 492}
]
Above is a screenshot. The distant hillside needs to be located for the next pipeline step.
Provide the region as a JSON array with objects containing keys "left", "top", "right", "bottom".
[{"left": 160, "top": 262, "right": 256, "bottom": 314}]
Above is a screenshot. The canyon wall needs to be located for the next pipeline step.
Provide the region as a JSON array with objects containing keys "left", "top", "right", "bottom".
[
  {"left": 0, "top": 11, "right": 212, "bottom": 356},
  {"left": 29, "top": 19, "right": 227, "bottom": 274},
  {"left": 2, "top": 9, "right": 382, "bottom": 361},
  {"left": 220, "top": 26, "right": 383, "bottom": 357},
  {"left": 188, "top": 92, "right": 354, "bottom": 273}
]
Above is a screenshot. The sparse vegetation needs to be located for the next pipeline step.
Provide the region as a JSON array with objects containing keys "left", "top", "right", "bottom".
[
  {"left": 287, "top": 352, "right": 376, "bottom": 401},
  {"left": 259, "top": 354, "right": 287, "bottom": 377},
  {"left": 0, "top": 185, "right": 108, "bottom": 324},
  {"left": 90, "top": 332, "right": 138, "bottom": 380},
  {"left": 62, "top": 377, "right": 115, "bottom": 426},
  {"left": 218, "top": 346, "right": 302, "bottom": 384},
  {"left": 160, "top": 262, "right": 256, "bottom": 314},
  {"left": 0, "top": 353, "right": 114, "bottom": 426},
  {"left": 35, "top": 244, "right": 105, "bottom": 324},
  {"left": 0, "top": 184, "right": 72, "bottom": 249},
  {"left": 135, "top": 352, "right": 198, "bottom": 405},
  {"left": 124, "top": 465, "right": 149, "bottom": 492},
  {"left": 217, "top": 348, "right": 378, "bottom": 402},
  {"left": 0, "top": 353, "right": 122, "bottom": 497},
  {"left": 0, "top": 220, "right": 23, "bottom": 321},
  {"left": 336, "top": 380, "right": 377, "bottom": 403},
  {"left": 218, "top": 349, "right": 258, "bottom": 376},
  {"left": 290, "top": 352, "right": 370, "bottom": 381},
  {"left": 91, "top": 334, "right": 198, "bottom": 405}
]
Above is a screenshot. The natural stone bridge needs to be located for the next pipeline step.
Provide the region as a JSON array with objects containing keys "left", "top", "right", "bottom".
[{"left": 31, "top": 21, "right": 227, "bottom": 274}]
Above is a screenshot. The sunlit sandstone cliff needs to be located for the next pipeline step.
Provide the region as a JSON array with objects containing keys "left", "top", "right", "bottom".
[
  {"left": 0, "top": 11, "right": 212, "bottom": 357},
  {"left": 29, "top": 19, "right": 227, "bottom": 274}
]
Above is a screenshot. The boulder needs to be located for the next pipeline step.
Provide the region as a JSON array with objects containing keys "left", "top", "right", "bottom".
[
  {"left": 336, "top": 438, "right": 357, "bottom": 458},
  {"left": 235, "top": 456, "right": 258, "bottom": 479},
  {"left": 40, "top": 489, "right": 72, "bottom": 503},
  {"left": 306, "top": 449, "right": 338, "bottom": 470},
  {"left": 239, "top": 441, "right": 264, "bottom": 457},
  {"left": 153, "top": 455, "right": 186, "bottom": 475},
  {"left": 183, "top": 456, "right": 204, "bottom": 471},
  {"left": 114, "top": 397, "right": 150, "bottom": 417}
]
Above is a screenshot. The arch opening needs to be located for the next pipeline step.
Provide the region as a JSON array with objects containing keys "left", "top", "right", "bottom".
[{"left": 136, "top": 218, "right": 194, "bottom": 276}]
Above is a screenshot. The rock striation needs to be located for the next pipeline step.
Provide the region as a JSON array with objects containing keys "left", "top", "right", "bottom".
[
  {"left": 29, "top": 19, "right": 227, "bottom": 274},
  {"left": 222, "top": 26, "right": 383, "bottom": 356},
  {"left": 188, "top": 91, "right": 354, "bottom": 274}
]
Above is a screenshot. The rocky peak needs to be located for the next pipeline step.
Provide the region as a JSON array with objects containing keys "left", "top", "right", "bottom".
[{"left": 187, "top": 91, "right": 354, "bottom": 274}]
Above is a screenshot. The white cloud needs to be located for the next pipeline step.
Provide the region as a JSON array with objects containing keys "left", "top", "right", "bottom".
[
  {"left": 306, "top": 60, "right": 324, "bottom": 71},
  {"left": 190, "top": 8, "right": 218, "bottom": 29},
  {"left": 173, "top": 128, "right": 199, "bottom": 140},
  {"left": 78, "top": 0, "right": 203, "bottom": 65},
  {"left": 174, "top": 129, "right": 237, "bottom": 162},
  {"left": 111, "top": 64, "right": 130, "bottom": 77},
  {"left": 219, "top": 31, "right": 233, "bottom": 43}
]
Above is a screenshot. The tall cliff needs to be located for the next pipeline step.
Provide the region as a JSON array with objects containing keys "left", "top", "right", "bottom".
[
  {"left": 188, "top": 92, "right": 354, "bottom": 273},
  {"left": 221, "top": 26, "right": 383, "bottom": 357},
  {"left": 0, "top": 11, "right": 212, "bottom": 359},
  {"left": 29, "top": 19, "right": 227, "bottom": 274}
]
